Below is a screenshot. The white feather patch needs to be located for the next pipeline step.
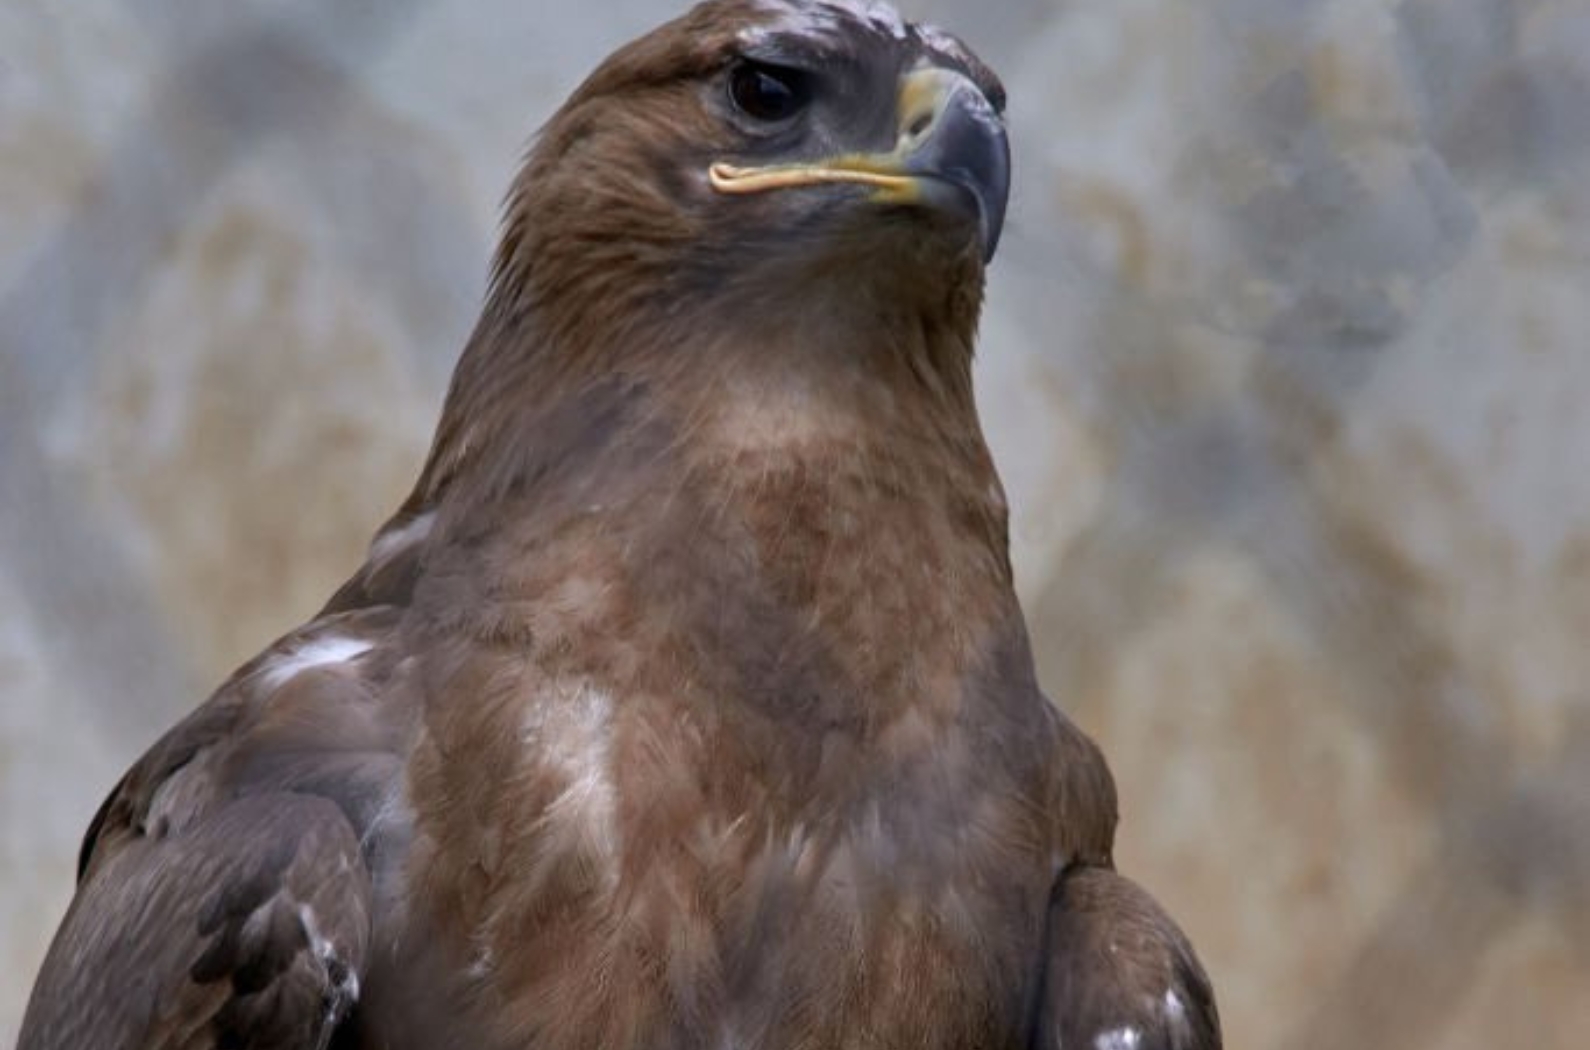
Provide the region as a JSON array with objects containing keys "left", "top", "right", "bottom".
[
  {"left": 260, "top": 636, "right": 374, "bottom": 691},
  {"left": 742, "top": 0, "right": 911, "bottom": 46},
  {"left": 298, "top": 904, "right": 360, "bottom": 1014},
  {"left": 523, "top": 684, "right": 620, "bottom": 875},
  {"left": 1094, "top": 1028, "right": 1142, "bottom": 1050},
  {"left": 367, "top": 511, "right": 435, "bottom": 569}
]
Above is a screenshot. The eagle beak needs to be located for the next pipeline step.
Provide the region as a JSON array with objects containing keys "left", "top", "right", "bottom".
[{"left": 710, "top": 67, "right": 1012, "bottom": 262}]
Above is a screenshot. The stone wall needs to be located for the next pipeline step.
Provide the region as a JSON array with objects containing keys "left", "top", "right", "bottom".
[{"left": 3, "top": 1, "right": 1588, "bottom": 1045}]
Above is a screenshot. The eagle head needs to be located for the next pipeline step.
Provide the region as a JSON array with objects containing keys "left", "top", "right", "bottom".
[{"left": 490, "top": 0, "right": 1010, "bottom": 353}]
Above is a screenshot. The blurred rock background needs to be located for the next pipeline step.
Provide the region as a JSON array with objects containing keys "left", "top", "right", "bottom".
[{"left": 3, "top": 0, "right": 1588, "bottom": 1045}]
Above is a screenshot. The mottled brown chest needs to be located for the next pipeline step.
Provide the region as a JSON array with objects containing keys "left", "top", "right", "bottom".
[
  {"left": 380, "top": 462, "right": 1060, "bottom": 1049},
  {"left": 398, "top": 661, "right": 1057, "bottom": 1050}
]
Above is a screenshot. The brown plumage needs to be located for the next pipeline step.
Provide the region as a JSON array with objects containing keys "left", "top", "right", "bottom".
[{"left": 21, "top": 2, "right": 1220, "bottom": 1048}]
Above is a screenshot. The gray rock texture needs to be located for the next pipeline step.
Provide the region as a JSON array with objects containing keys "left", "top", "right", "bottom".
[{"left": 3, "top": 1, "right": 1588, "bottom": 1046}]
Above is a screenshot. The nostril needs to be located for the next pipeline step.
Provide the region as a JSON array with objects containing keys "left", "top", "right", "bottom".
[{"left": 907, "top": 111, "right": 934, "bottom": 140}]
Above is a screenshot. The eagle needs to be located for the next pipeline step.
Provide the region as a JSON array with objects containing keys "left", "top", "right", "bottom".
[{"left": 20, "top": 2, "right": 1220, "bottom": 1048}]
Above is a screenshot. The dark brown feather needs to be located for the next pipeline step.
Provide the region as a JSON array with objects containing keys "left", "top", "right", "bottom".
[
  {"left": 1037, "top": 867, "right": 1223, "bottom": 1050},
  {"left": 23, "top": 795, "right": 370, "bottom": 1050}
]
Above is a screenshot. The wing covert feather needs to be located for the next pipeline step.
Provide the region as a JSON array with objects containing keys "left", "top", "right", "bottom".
[{"left": 20, "top": 793, "right": 371, "bottom": 1050}]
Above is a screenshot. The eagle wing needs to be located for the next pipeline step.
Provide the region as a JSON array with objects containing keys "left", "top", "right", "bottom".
[
  {"left": 19, "top": 606, "right": 408, "bottom": 1050},
  {"left": 1036, "top": 866, "right": 1222, "bottom": 1050},
  {"left": 21, "top": 794, "right": 370, "bottom": 1050}
]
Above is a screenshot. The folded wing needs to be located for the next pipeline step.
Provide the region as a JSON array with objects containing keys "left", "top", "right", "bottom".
[
  {"left": 20, "top": 793, "right": 371, "bottom": 1050},
  {"left": 1036, "top": 866, "right": 1221, "bottom": 1050}
]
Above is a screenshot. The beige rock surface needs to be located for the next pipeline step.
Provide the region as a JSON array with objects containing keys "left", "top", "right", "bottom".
[{"left": 4, "top": 1, "right": 1588, "bottom": 1046}]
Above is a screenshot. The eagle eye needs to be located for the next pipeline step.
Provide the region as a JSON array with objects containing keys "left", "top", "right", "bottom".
[{"left": 727, "top": 61, "right": 811, "bottom": 123}]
